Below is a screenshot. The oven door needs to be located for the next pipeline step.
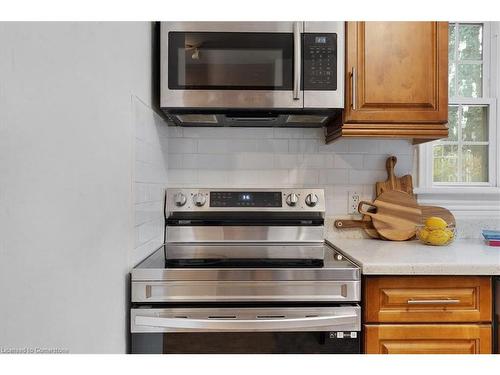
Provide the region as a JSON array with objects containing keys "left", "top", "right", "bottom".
[
  {"left": 160, "top": 22, "right": 303, "bottom": 109},
  {"left": 131, "top": 306, "right": 361, "bottom": 354}
]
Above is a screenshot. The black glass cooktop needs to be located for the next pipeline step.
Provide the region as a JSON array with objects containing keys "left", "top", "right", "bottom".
[{"left": 165, "top": 258, "right": 324, "bottom": 269}]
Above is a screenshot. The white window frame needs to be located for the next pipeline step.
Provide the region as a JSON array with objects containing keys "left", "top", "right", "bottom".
[{"left": 416, "top": 21, "right": 500, "bottom": 215}]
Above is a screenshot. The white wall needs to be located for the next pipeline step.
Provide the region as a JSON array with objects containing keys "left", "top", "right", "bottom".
[
  {"left": 0, "top": 22, "right": 156, "bottom": 353},
  {"left": 166, "top": 127, "right": 414, "bottom": 215}
]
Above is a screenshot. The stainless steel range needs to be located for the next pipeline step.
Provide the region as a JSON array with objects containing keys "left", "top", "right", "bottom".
[{"left": 130, "top": 188, "right": 361, "bottom": 354}]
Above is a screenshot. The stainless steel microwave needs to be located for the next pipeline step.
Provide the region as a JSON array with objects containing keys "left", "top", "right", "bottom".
[{"left": 159, "top": 22, "right": 345, "bottom": 126}]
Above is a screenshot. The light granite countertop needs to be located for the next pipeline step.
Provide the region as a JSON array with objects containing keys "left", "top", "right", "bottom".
[{"left": 325, "top": 237, "right": 500, "bottom": 275}]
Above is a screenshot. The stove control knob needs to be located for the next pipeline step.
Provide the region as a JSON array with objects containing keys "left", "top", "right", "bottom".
[
  {"left": 174, "top": 192, "right": 187, "bottom": 207},
  {"left": 193, "top": 193, "right": 206, "bottom": 207},
  {"left": 286, "top": 193, "right": 299, "bottom": 206},
  {"left": 305, "top": 193, "right": 319, "bottom": 207}
]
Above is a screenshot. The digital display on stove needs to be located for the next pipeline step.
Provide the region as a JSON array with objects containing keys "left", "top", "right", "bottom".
[{"left": 210, "top": 191, "right": 282, "bottom": 207}]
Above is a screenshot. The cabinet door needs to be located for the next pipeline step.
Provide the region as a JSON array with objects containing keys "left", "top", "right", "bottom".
[
  {"left": 365, "top": 325, "right": 492, "bottom": 354},
  {"left": 344, "top": 22, "right": 448, "bottom": 123}
]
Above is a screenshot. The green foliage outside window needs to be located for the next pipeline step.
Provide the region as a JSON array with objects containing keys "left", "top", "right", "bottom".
[{"left": 433, "top": 23, "right": 488, "bottom": 184}]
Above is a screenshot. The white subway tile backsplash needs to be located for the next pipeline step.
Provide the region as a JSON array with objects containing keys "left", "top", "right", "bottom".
[
  {"left": 179, "top": 154, "right": 199, "bottom": 169},
  {"left": 326, "top": 198, "right": 349, "bottom": 215},
  {"left": 133, "top": 97, "right": 168, "bottom": 259},
  {"left": 140, "top": 122, "right": 415, "bottom": 217},
  {"left": 348, "top": 169, "right": 387, "bottom": 184},
  {"left": 227, "top": 170, "right": 289, "bottom": 186},
  {"left": 392, "top": 154, "right": 413, "bottom": 175},
  {"left": 155, "top": 184, "right": 167, "bottom": 201},
  {"left": 234, "top": 153, "right": 275, "bottom": 169},
  {"left": 195, "top": 154, "right": 231, "bottom": 169},
  {"left": 167, "top": 154, "right": 184, "bottom": 169},
  {"left": 363, "top": 153, "right": 413, "bottom": 175},
  {"left": 196, "top": 139, "right": 225, "bottom": 154},
  {"left": 167, "top": 138, "right": 197, "bottom": 154},
  {"left": 168, "top": 169, "right": 198, "bottom": 184},
  {"left": 318, "top": 138, "right": 349, "bottom": 153},
  {"left": 347, "top": 139, "right": 380, "bottom": 153},
  {"left": 331, "top": 184, "right": 366, "bottom": 196},
  {"left": 303, "top": 128, "right": 324, "bottom": 139},
  {"left": 289, "top": 139, "right": 319, "bottom": 153},
  {"left": 184, "top": 127, "right": 274, "bottom": 139},
  {"left": 301, "top": 154, "right": 333, "bottom": 168},
  {"left": 288, "top": 169, "right": 319, "bottom": 186},
  {"left": 274, "top": 153, "right": 302, "bottom": 168},
  {"left": 198, "top": 139, "right": 257, "bottom": 153},
  {"left": 273, "top": 128, "right": 304, "bottom": 139},
  {"left": 256, "top": 139, "right": 289, "bottom": 153},
  {"left": 197, "top": 170, "right": 229, "bottom": 185},
  {"left": 362, "top": 154, "right": 387, "bottom": 170},
  {"left": 156, "top": 120, "right": 171, "bottom": 139},
  {"left": 135, "top": 202, "right": 163, "bottom": 226},
  {"left": 319, "top": 169, "right": 349, "bottom": 185},
  {"left": 167, "top": 126, "right": 183, "bottom": 138},
  {"left": 333, "top": 154, "right": 364, "bottom": 169},
  {"left": 135, "top": 183, "right": 148, "bottom": 204},
  {"left": 136, "top": 219, "right": 164, "bottom": 246},
  {"left": 377, "top": 139, "right": 413, "bottom": 155}
]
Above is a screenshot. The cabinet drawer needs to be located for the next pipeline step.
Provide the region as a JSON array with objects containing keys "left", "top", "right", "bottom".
[
  {"left": 364, "top": 276, "right": 492, "bottom": 323},
  {"left": 364, "top": 324, "right": 492, "bottom": 354}
]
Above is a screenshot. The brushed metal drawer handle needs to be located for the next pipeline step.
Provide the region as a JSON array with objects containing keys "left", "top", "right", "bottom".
[{"left": 407, "top": 299, "right": 460, "bottom": 305}]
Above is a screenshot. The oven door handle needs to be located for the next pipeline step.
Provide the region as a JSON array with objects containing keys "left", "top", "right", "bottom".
[{"left": 134, "top": 314, "right": 357, "bottom": 332}]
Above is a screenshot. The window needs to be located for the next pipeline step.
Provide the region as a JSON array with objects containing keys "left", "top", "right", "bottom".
[
  {"left": 432, "top": 22, "right": 496, "bottom": 186},
  {"left": 418, "top": 22, "right": 499, "bottom": 194}
]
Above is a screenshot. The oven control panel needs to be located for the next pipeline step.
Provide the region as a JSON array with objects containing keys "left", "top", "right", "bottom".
[
  {"left": 303, "top": 33, "right": 337, "bottom": 91},
  {"left": 167, "top": 189, "right": 325, "bottom": 212},
  {"left": 210, "top": 191, "right": 282, "bottom": 208}
]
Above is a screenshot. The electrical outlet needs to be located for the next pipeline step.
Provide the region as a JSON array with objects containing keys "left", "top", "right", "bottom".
[{"left": 348, "top": 192, "right": 360, "bottom": 214}]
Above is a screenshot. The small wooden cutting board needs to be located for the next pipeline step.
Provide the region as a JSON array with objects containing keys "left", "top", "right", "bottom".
[{"left": 376, "top": 156, "right": 414, "bottom": 197}]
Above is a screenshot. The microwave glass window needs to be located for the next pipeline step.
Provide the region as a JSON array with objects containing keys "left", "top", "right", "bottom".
[{"left": 168, "top": 32, "right": 294, "bottom": 90}]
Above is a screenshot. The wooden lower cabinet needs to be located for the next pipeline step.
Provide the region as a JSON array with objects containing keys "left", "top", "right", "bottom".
[
  {"left": 364, "top": 324, "right": 492, "bottom": 354},
  {"left": 363, "top": 276, "right": 493, "bottom": 354}
]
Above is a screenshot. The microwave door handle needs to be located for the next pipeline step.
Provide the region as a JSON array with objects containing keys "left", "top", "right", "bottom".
[
  {"left": 134, "top": 314, "right": 357, "bottom": 332},
  {"left": 293, "top": 21, "right": 301, "bottom": 100}
]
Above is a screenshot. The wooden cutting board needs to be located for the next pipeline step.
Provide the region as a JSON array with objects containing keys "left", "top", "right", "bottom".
[
  {"left": 421, "top": 205, "right": 456, "bottom": 226},
  {"left": 376, "top": 156, "right": 414, "bottom": 197},
  {"left": 358, "top": 190, "right": 422, "bottom": 241},
  {"left": 334, "top": 205, "right": 455, "bottom": 239},
  {"left": 334, "top": 216, "right": 380, "bottom": 239}
]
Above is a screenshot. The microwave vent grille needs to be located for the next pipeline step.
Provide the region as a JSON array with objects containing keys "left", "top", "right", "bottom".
[
  {"left": 176, "top": 114, "right": 218, "bottom": 124},
  {"left": 286, "top": 115, "right": 328, "bottom": 124}
]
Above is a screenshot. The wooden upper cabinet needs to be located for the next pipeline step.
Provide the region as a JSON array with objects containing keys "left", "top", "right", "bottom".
[
  {"left": 326, "top": 22, "right": 449, "bottom": 143},
  {"left": 345, "top": 21, "right": 448, "bottom": 123}
]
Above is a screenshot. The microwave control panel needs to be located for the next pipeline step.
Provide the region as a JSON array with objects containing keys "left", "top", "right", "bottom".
[{"left": 303, "top": 33, "right": 337, "bottom": 91}]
